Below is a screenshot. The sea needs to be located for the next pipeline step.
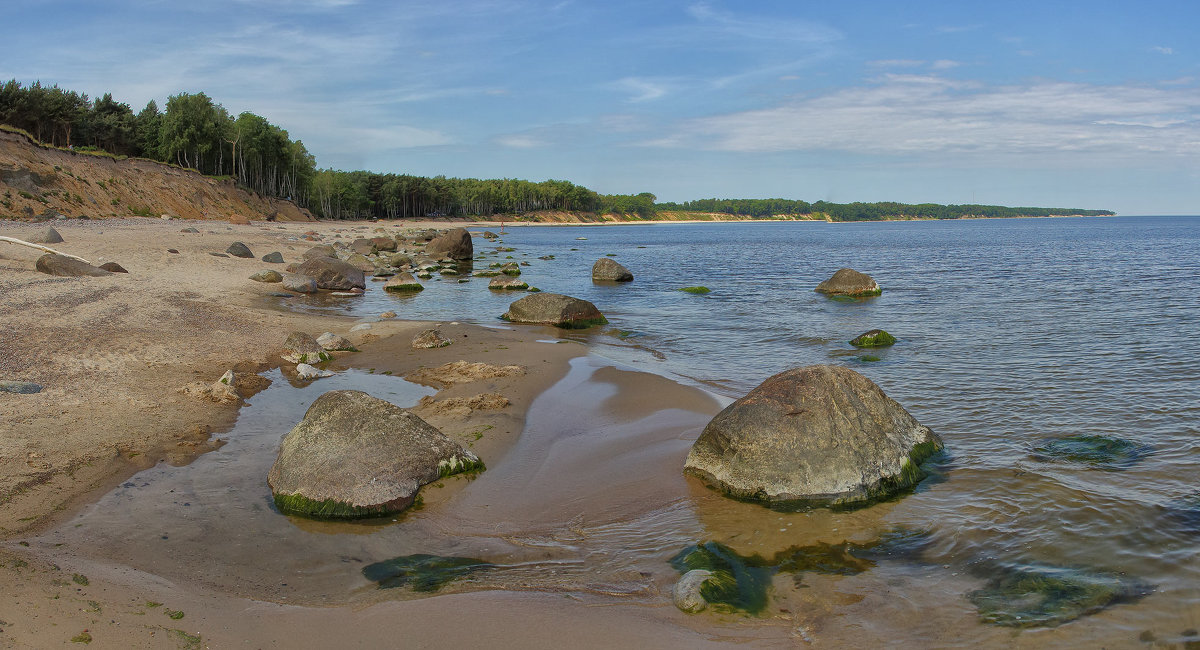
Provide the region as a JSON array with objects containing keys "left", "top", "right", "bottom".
[{"left": 41, "top": 216, "right": 1200, "bottom": 646}]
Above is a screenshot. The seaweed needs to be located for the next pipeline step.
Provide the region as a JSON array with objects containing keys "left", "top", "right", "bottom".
[
  {"left": 362, "top": 554, "right": 495, "bottom": 592},
  {"left": 679, "top": 286, "right": 711, "bottom": 294},
  {"left": 1030, "top": 434, "right": 1151, "bottom": 470},
  {"left": 849, "top": 329, "right": 896, "bottom": 348},
  {"left": 968, "top": 562, "right": 1152, "bottom": 628}
]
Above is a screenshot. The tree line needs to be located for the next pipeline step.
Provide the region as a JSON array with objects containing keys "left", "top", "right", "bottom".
[{"left": 0, "top": 79, "right": 1114, "bottom": 221}]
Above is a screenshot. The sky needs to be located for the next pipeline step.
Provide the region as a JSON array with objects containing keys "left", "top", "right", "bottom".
[{"left": 3, "top": 0, "right": 1199, "bottom": 214}]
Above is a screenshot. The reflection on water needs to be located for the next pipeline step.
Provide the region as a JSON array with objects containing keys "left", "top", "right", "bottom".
[{"left": 39, "top": 217, "right": 1200, "bottom": 646}]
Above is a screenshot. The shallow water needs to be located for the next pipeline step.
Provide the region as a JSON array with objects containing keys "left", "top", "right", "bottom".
[{"left": 41, "top": 216, "right": 1200, "bottom": 646}]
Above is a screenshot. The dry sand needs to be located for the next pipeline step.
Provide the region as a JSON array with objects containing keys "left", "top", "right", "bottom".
[{"left": 0, "top": 217, "right": 789, "bottom": 648}]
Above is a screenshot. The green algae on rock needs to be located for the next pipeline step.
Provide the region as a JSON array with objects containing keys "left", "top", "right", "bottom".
[
  {"left": 1030, "top": 434, "right": 1152, "bottom": 470},
  {"left": 968, "top": 563, "right": 1152, "bottom": 628},
  {"left": 679, "top": 286, "right": 711, "bottom": 294},
  {"left": 669, "top": 542, "right": 774, "bottom": 615},
  {"left": 850, "top": 329, "right": 896, "bottom": 348},
  {"left": 363, "top": 554, "right": 495, "bottom": 592},
  {"left": 501, "top": 292, "right": 608, "bottom": 329},
  {"left": 685, "top": 365, "right": 942, "bottom": 508}
]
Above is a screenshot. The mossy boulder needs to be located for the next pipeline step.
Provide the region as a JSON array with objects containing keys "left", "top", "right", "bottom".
[
  {"left": 684, "top": 365, "right": 942, "bottom": 507},
  {"left": 488, "top": 276, "right": 528, "bottom": 291},
  {"left": 850, "top": 329, "right": 896, "bottom": 348},
  {"left": 268, "top": 390, "right": 482, "bottom": 519},
  {"left": 384, "top": 272, "right": 424, "bottom": 293},
  {"left": 815, "top": 268, "right": 881, "bottom": 297},
  {"left": 501, "top": 293, "right": 608, "bottom": 329},
  {"left": 592, "top": 257, "right": 634, "bottom": 282},
  {"left": 679, "top": 286, "right": 710, "bottom": 295}
]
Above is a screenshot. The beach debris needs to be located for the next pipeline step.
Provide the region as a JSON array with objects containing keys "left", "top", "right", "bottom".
[
  {"left": 295, "top": 363, "right": 334, "bottom": 380},
  {"left": 28, "top": 226, "right": 64, "bottom": 244},
  {"left": 685, "top": 365, "right": 942, "bottom": 507},
  {"left": 501, "top": 293, "right": 608, "bottom": 329},
  {"left": 592, "top": 257, "right": 634, "bottom": 282},
  {"left": 1, "top": 235, "right": 91, "bottom": 264},
  {"left": 0, "top": 380, "right": 42, "bottom": 394},
  {"left": 280, "top": 331, "right": 331, "bottom": 364},
  {"left": 1030, "top": 434, "right": 1152, "bottom": 470},
  {"left": 34, "top": 253, "right": 112, "bottom": 277},
  {"left": 412, "top": 329, "right": 451, "bottom": 349},
  {"left": 672, "top": 569, "right": 715, "bottom": 613},
  {"left": 261, "top": 251, "right": 284, "bottom": 263},
  {"left": 249, "top": 270, "right": 283, "bottom": 283},
  {"left": 98, "top": 261, "right": 128, "bottom": 273},
  {"left": 815, "top": 268, "right": 882, "bottom": 297},
  {"left": 384, "top": 272, "right": 424, "bottom": 293},
  {"left": 414, "top": 393, "right": 509, "bottom": 418},
  {"left": 968, "top": 562, "right": 1152, "bottom": 628},
  {"left": 363, "top": 554, "right": 495, "bottom": 591},
  {"left": 425, "top": 227, "right": 474, "bottom": 260},
  {"left": 178, "top": 369, "right": 240, "bottom": 404},
  {"left": 295, "top": 256, "right": 366, "bottom": 290},
  {"left": 268, "top": 390, "right": 483, "bottom": 518},
  {"left": 226, "top": 241, "right": 254, "bottom": 258},
  {"left": 850, "top": 329, "right": 896, "bottom": 348},
  {"left": 281, "top": 273, "right": 318, "bottom": 293},
  {"left": 316, "top": 332, "right": 357, "bottom": 352},
  {"left": 405, "top": 361, "right": 525, "bottom": 388},
  {"left": 488, "top": 276, "right": 528, "bottom": 291}
]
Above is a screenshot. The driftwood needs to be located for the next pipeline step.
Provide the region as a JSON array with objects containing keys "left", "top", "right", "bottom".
[{"left": 0, "top": 236, "right": 93, "bottom": 265}]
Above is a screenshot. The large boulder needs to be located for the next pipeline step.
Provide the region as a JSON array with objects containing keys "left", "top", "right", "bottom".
[
  {"left": 814, "top": 268, "right": 881, "bottom": 297},
  {"left": 267, "top": 390, "right": 482, "bottom": 518},
  {"left": 351, "top": 238, "right": 376, "bottom": 255},
  {"left": 684, "top": 365, "right": 942, "bottom": 507},
  {"left": 295, "top": 256, "right": 366, "bottom": 290},
  {"left": 28, "top": 227, "right": 63, "bottom": 244},
  {"left": 592, "top": 258, "right": 633, "bottom": 282},
  {"left": 371, "top": 236, "right": 398, "bottom": 252},
  {"left": 226, "top": 242, "right": 254, "bottom": 258},
  {"left": 35, "top": 254, "right": 112, "bottom": 277},
  {"left": 501, "top": 293, "right": 607, "bottom": 329},
  {"left": 424, "top": 228, "right": 473, "bottom": 260}
]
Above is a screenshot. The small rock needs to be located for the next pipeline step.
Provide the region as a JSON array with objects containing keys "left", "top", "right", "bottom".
[
  {"left": 98, "top": 262, "right": 128, "bottom": 273},
  {"left": 209, "top": 252, "right": 230, "bottom": 258},
  {"left": 180, "top": 227, "right": 200, "bottom": 233},
  {"left": 226, "top": 242, "right": 254, "bottom": 258},
  {"left": 167, "top": 249, "right": 179, "bottom": 254},
  {"left": 0, "top": 380, "right": 42, "bottom": 394},
  {"left": 296, "top": 363, "right": 334, "bottom": 380},
  {"left": 850, "top": 329, "right": 896, "bottom": 348},
  {"left": 488, "top": 276, "right": 528, "bottom": 291},
  {"left": 592, "top": 258, "right": 633, "bottom": 282},
  {"left": 250, "top": 270, "right": 284, "bottom": 283},
  {"left": 672, "top": 570, "right": 713, "bottom": 613},
  {"left": 281, "top": 332, "right": 331, "bottom": 364},
  {"left": 412, "top": 329, "right": 451, "bottom": 349},
  {"left": 380, "top": 311, "right": 397, "bottom": 319},
  {"left": 384, "top": 272, "right": 424, "bottom": 293},
  {"left": 261, "top": 251, "right": 285, "bottom": 263},
  {"left": 317, "top": 332, "right": 357, "bottom": 351}
]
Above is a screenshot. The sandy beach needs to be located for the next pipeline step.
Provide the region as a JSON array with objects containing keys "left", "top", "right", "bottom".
[{"left": 0, "top": 216, "right": 796, "bottom": 648}]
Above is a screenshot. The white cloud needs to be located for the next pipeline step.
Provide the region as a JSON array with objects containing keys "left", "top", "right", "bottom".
[
  {"left": 495, "top": 135, "right": 543, "bottom": 148},
  {"left": 611, "top": 77, "right": 670, "bottom": 103},
  {"left": 1152, "top": 46, "right": 1175, "bottom": 55},
  {"left": 868, "top": 59, "right": 926, "bottom": 68},
  {"left": 651, "top": 76, "right": 1200, "bottom": 159}
]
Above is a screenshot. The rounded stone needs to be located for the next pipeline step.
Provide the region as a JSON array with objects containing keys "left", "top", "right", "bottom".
[
  {"left": 815, "top": 268, "right": 881, "bottom": 297},
  {"left": 592, "top": 257, "right": 633, "bottom": 282},
  {"left": 501, "top": 293, "right": 607, "bottom": 329},
  {"left": 672, "top": 569, "right": 713, "bottom": 613}
]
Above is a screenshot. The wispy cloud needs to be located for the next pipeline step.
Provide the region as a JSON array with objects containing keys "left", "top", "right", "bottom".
[
  {"left": 650, "top": 76, "right": 1200, "bottom": 159},
  {"left": 1152, "top": 46, "right": 1175, "bottom": 55},
  {"left": 611, "top": 77, "right": 671, "bottom": 103}
]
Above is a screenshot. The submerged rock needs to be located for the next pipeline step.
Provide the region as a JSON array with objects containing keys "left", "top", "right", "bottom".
[
  {"left": 501, "top": 293, "right": 607, "bottom": 329},
  {"left": 850, "top": 329, "right": 896, "bottom": 348},
  {"left": 670, "top": 542, "right": 773, "bottom": 615},
  {"left": 268, "top": 390, "right": 482, "bottom": 518},
  {"left": 363, "top": 554, "right": 495, "bottom": 591},
  {"left": 968, "top": 562, "right": 1152, "bottom": 628},
  {"left": 592, "top": 257, "right": 634, "bottom": 282},
  {"left": 684, "top": 365, "right": 942, "bottom": 507},
  {"left": 1030, "top": 434, "right": 1151, "bottom": 470},
  {"left": 35, "top": 254, "right": 112, "bottom": 277},
  {"left": 672, "top": 570, "right": 715, "bottom": 613},
  {"left": 384, "top": 272, "right": 423, "bottom": 293},
  {"left": 815, "top": 268, "right": 881, "bottom": 297},
  {"left": 488, "top": 276, "right": 528, "bottom": 291},
  {"left": 679, "top": 286, "right": 710, "bottom": 295}
]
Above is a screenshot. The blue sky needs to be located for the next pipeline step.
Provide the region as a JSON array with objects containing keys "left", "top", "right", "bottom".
[{"left": 4, "top": 0, "right": 1199, "bottom": 214}]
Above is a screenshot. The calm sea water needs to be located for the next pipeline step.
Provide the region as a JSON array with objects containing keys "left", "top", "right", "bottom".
[{"left": 45, "top": 216, "right": 1200, "bottom": 646}]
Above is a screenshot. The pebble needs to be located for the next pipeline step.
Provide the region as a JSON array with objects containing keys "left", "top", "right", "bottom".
[{"left": 0, "top": 380, "right": 43, "bottom": 394}]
